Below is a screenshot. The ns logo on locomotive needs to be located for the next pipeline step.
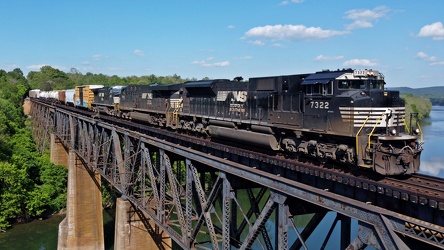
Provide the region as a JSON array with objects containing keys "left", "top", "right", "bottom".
[{"left": 30, "top": 68, "right": 423, "bottom": 175}]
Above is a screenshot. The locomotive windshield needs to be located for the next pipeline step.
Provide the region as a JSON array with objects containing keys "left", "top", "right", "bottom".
[
  {"left": 338, "top": 79, "right": 385, "bottom": 90},
  {"left": 338, "top": 80, "right": 365, "bottom": 90},
  {"left": 370, "top": 80, "right": 385, "bottom": 89}
]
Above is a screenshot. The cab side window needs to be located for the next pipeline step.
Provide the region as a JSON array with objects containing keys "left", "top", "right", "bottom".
[{"left": 305, "top": 81, "right": 333, "bottom": 95}]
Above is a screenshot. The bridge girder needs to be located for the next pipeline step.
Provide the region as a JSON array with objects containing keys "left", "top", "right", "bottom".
[{"left": 29, "top": 101, "right": 444, "bottom": 249}]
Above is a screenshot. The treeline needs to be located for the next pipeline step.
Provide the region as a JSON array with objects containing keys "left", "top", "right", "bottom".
[
  {"left": 0, "top": 68, "right": 67, "bottom": 231},
  {"left": 401, "top": 94, "right": 432, "bottom": 122},
  {"left": 28, "top": 66, "right": 200, "bottom": 91}
]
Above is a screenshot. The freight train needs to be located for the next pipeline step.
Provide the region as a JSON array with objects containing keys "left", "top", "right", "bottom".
[{"left": 30, "top": 69, "right": 423, "bottom": 175}]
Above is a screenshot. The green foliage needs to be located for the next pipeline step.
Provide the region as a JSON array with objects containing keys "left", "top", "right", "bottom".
[
  {"left": 0, "top": 162, "right": 33, "bottom": 229},
  {"left": 62, "top": 69, "right": 197, "bottom": 88},
  {"left": 401, "top": 94, "right": 432, "bottom": 123},
  {"left": 0, "top": 98, "right": 25, "bottom": 161},
  {"left": 0, "top": 125, "right": 68, "bottom": 231},
  {"left": 101, "top": 181, "right": 117, "bottom": 208},
  {"left": 0, "top": 68, "right": 68, "bottom": 231},
  {"left": 8, "top": 128, "right": 42, "bottom": 182},
  {"left": 38, "top": 156, "right": 67, "bottom": 212},
  {"left": 0, "top": 68, "right": 29, "bottom": 106},
  {"left": 27, "top": 66, "right": 75, "bottom": 90}
]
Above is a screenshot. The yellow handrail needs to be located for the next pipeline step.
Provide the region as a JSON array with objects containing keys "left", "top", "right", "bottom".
[
  {"left": 356, "top": 116, "right": 370, "bottom": 156},
  {"left": 367, "top": 113, "right": 386, "bottom": 150},
  {"left": 172, "top": 105, "right": 180, "bottom": 126},
  {"left": 402, "top": 116, "right": 409, "bottom": 134}
]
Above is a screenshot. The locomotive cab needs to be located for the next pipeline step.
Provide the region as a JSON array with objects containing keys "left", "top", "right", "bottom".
[
  {"left": 334, "top": 69, "right": 423, "bottom": 174},
  {"left": 295, "top": 69, "right": 422, "bottom": 175}
]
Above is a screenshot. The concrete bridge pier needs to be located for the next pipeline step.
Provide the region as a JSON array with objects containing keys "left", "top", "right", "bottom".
[
  {"left": 57, "top": 149, "right": 104, "bottom": 250},
  {"left": 114, "top": 198, "right": 172, "bottom": 249},
  {"left": 50, "top": 134, "right": 68, "bottom": 166}
]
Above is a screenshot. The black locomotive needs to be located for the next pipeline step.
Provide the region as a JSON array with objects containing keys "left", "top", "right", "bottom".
[{"left": 88, "top": 68, "right": 423, "bottom": 175}]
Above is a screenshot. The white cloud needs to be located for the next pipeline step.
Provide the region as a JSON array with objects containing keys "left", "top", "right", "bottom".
[
  {"left": 315, "top": 55, "right": 345, "bottom": 61},
  {"left": 279, "top": 0, "right": 303, "bottom": 6},
  {"left": 133, "top": 49, "right": 145, "bottom": 57},
  {"left": 418, "top": 22, "right": 444, "bottom": 40},
  {"left": 245, "top": 24, "right": 347, "bottom": 42},
  {"left": 249, "top": 40, "right": 265, "bottom": 46},
  {"left": 234, "top": 56, "right": 252, "bottom": 60},
  {"left": 93, "top": 54, "right": 103, "bottom": 60},
  {"left": 81, "top": 61, "right": 90, "bottom": 65},
  {"left": 346, "top": 20, "right": 373, "bottom": 30},
  {"left": 345, "top": 6, "right": 389, "bottom": 30},
  {"left": 415, "top": 52, "right": 437, "bottom": 62},
  {"left": 420, "top": 159, "right": 444, "bottom": 176},
  {"left": 343, "top": 59, "right": 378, "bottom": 67},
  {"left": 228, "top": 25, "right": 235, "bottom": 29},
  {"left": 415, "top": 51, "right": 444, "bottom": 65},
  {"left": 271, "top": 43, "right": 285, "bottom": 48},
  {"left": 192, "top": 58, "right": 230, "bottom": 67},
  {"left": 213, "top": 61, "right": 230, "bottom": 67}
]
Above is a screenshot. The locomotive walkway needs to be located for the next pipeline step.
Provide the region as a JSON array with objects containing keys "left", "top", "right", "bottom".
[{"left": 29, "top": 99, "right": 444, "bottom": 250}]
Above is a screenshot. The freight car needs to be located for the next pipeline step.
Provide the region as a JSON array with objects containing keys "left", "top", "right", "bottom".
[
  {"left": 75, "top": 85, "right": 104, "bottom": 109},
  {"left": 29, "top": 89, "right": 41, "bottom": 98},
  {"left": 65, "top": 89, "right": 75, "bottom": 106}
]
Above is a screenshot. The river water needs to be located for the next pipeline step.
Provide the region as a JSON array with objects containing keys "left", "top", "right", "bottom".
[
  {"left": 418, "top": 106, "right": 444, "bottom": 178},
  {"left": 1, "top": 107, "right": 443, "bottom": 249}
]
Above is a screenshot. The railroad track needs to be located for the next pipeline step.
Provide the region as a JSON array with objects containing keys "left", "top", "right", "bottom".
[
  {"left": 384, "top": 173, "right": 444, "bottom": 206},
  {"left": 49, "top": 101, "right": 444, "bottom": 217}
]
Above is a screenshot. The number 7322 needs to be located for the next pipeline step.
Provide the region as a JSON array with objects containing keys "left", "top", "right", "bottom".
[{"left": 310, "top": 101, "right": 329, "bottom": 109}]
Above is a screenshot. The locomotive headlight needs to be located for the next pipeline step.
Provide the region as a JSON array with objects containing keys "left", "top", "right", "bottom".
[
  {"left": 414, "top": 128, "right": 420, "bottom": 135},
  {"left": 390, "top": 129, "right": 397, "bottom": 136}
]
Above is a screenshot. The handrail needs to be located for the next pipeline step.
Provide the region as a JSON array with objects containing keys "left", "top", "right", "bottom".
[
  {"left": 165, "top": 101, "right": 171, "bottom": 126},
  {"left": 172, "top": 104, "right": 180, "bottom": 126},
  {"left": 356, "top": 116, "right": 370, "bottom": 157},
  {"left": 402, "top": 116, "right": 409, "bottom": 134},
  {"left": 367, "top": 113, "right": 386, "bottom": 151}
]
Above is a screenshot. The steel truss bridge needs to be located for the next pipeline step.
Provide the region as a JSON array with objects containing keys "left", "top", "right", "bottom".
[{"left": 29, "top": 100, "right": 444, "bottom": 250}]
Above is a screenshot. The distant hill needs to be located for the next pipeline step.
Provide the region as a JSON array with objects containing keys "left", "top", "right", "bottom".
[
  {"left": 389, "top": 86, "right": 444, "bottom": 96},
  {"left": 389, "top": 86, "right": 444, "bottom": 105}
]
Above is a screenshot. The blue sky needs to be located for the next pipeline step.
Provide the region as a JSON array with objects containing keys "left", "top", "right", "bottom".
[{"left": 1, "top": 1, "right": 444, "bottom": 88}]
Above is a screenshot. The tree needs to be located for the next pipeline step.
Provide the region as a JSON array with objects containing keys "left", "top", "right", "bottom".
[
  {"left": 0, "top": 69, "right": 29, "bottom": 106},
  {"left": 0, "top": 162, "right": 33, "bottom": 230},
  {"left": 68, "top": 67, "right": 84, "bottom": 87},
  {"left": 27, "top": 66, "right": 75, "bottom": 90}
]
